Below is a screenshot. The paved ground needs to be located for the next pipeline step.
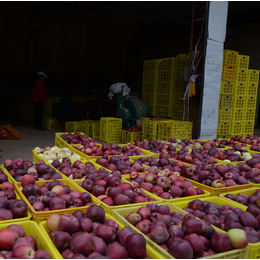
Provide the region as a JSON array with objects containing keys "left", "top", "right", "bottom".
[{"left": 0, "top": 124, "right": 260, "bottom": 164}]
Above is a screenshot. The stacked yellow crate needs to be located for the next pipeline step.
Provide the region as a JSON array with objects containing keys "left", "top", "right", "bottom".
[{"left": 218, "top": 50, "right": 259, "bottom": 138}]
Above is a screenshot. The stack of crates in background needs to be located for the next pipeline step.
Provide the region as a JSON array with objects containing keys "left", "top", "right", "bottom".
[
  {"left": 65, "top": 121, "right": 88, "bottom": 133},
  {"left": 42, "top": 118, "right": 60, "bottom": 130},
  {"left": 43, "top": 99, "right": 52, "bottom": 118},
  {"left": 100, "top": 117, "right": 122, "bottom": 143},
  {"left": 142, "top": 59, "right": 158, "bottom": 116},
  {"left": 19, "top": 97, "right": 35, "bottom": 122},
  {"left": 218, "top": 50, "right": 259, "bottom": 138}
]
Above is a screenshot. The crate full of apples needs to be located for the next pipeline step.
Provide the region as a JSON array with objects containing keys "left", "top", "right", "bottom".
[
  {"left": 14, "top": 179, "right": 100, "bottom": 223},
  {"left": 0, "top": 221, "right": 60, "bottom": 259},
  {"left": 39, "top": 206, "right": 164, "bottom": 259},
  {"left": 112, "top": 202, "right": 249, "bottom": 259}
]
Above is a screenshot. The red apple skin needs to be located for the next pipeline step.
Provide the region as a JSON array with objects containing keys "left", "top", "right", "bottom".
[
  {"left": 13, "top": 237, "right": 34, "bottom": 251},
  {"left": 21, "top": 175, "right": 35, "bottom": 187},
  {"left": 0, "top": 228, "right": 19, "bottom": 250},
  {"left": 12, "top": 245, "right": 35, "bottom": 259},
  {"left": 69, "top": 232, "right": 94, "bottom": 256},
  {"left": 7, "top": 224, "right": 26, "bottom": 237},
  {"left": 35, "top": 250, "right": 52, "bottom": 259},
  {"left": 46, "top": 213, "right": 61, "bottom": 232},
  {"left": 58, "top": 213, "right": 80, "bottom": 235},
  {"left": 210, "top": 232, "right": 230, "bottom": 253}
]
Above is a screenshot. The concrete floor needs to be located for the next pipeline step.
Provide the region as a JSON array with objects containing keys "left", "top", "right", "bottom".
[{"left": 1, "top": 124, "right": 260, "bottom": 165}]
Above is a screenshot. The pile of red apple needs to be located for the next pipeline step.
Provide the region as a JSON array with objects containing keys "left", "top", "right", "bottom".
[
  {"left": 78, "top": 169, "right": 157, "bottom": 207},
  {"left": 20, "top": 179, "right": 94, "bottom": 212},
  {"left": 232, "top": 135, "right": 259, "bottom": 145},
  {"left": 74, "top": 142, "right": 146, "bottom": 157},
  {"left": 46, "top": 206, "right": 149, "bottom": 258},
  {"left": 124, "top": 203, "right": 248, "bottom": 258},
  {"left": 3, "top": 159, "right": 63, "bottom": 182},
  {"left": 133, "top": 139, "right": 177, "bottom": 154},
  {"left": 0, "top": 224, "right": 52, "bottom": 258},
  {"left": 124, "top": 125, "right": 142, "bottom": 132},
  {"left": 60, "top": 132, "right": 92, "bottom": 145},
  {"left": 224, "top": 189, "right": 260, "bottom": 208},
  {"left": 50, "top": 159, "right": 110, "bottom": 180},
  {"left": 96, "top": 155, "right": 149, "bottom": 174},
  {"left": 183, "top": 199, "right": 260, "bottom": 244},
  {"left": 125, "top": 164, "right": 205, "bottom": 200},
  {"left": 0, "top": 180, "right": 28, "bottom": 221}
]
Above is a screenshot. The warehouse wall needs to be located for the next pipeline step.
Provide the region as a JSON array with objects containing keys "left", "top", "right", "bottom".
[{"left": 225, "top": 22, "right": 260, "bottom": 127}]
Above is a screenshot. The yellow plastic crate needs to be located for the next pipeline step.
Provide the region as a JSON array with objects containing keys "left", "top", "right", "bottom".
[
  {"left": 158, "top": 57, "right": 176, "bottom": 71},
  {"left": 223, "top": 49, "right": 239, "bottom": 66},
  {"left": 157, "top": 120, "right": 193, "bottom": 141},
  {"left": 230, "top": 121, "right": 244, "bottom": 136},
  {"left": 235, "top": 69, "right": 248, "bottom": 83},
  {"left": 142, "top": 82, "right": 158, "bottom": 95},
  {"left": 44, "top": 99, "right": 52, "bottom": 110},
  {"left": 14, "top": 179, "right": 100, "bottom": 223},
  {"left": 142, "top": 119, "right": 159, "bottom": 136},
  {"left": 222, "top": 65, "right": 236, "bottom": 81},
  {"left": 220, "top": 80, "right": 235, "bottom": 94},
  {"left": 217, "top": 134, "right": 231, "bottom": 139},
  {"left": 100, "top": 117, "right": 122, "bottom": 143},
  {"left": 232, "top": 95, "right": 245, "bottom": 109},
  {"left": 121, "top": 129, "right": 126, "bottom": 143},
  {"left": 245, "top": 96, "right": 257, "bottom": 109},
  {"left": 0, "top": 221, "right": 60, "bottom": 259},
  {"left": 231, "top": 109, "right": 244, "bottom": 122},
  {"left": 39, "top": 213, "right": 164, "bottom": 259},
  {"left": 220, "top": 94, "right": 234, "bottom": 108},
  {"left": 141, "top": 93, "right": 157, "bottom": 108},
  {"left": 158, "top": 70, "right": 174, "bottom": 82},
  {"left": 237, "top": 54, "right": 250, "bottom": 69},
  {"left": 65, "top": 121, "right": 87, "bottom": 133},
  {"left": 81, "top": 120, "right": 93, "bottom": 135},
  {"left": 73, "top": 179, "right": 162, "bottom": 214},
  {"left": 217, "top": 122, "right": 231, "bottom": 135},
  {"left": 244, "top": 109, "right": 256, "bottom": 121},
  {"left": 243, "top": 121, "right": 255, "bottom": 135},
  {"left": 43, "top": 108, "right": 52, "bottom": 118},
  {"left": 247, "top": 82, "right": 258, "bottom": 96},
  {"left": 233, "top": 82, "right": 248, "bottom": 96},
  {"left": 142, "top": 71, "right": 158, "bottom": 83},
  {"left": 248, "top": 69, "right": 260, "bottom": 83},
  {"left": 112, "top": 202, "right": 249, "bottom": 259},
  {"left": 124, "top": 131, "right": 142, "bottom": 143},
  {"left": 141, "top": 133, "right": 157, "bottom": 141},
  {"left": 143, "top": 59, "right": 158, "bottom": 72},
  {"left": 92, "top": 120, "right": 100, "bottom": 139},
  {"left": 42, "top": 117, "right": 60, "bottom": 130},
  {"left": 157, "top": 81, "right": 174, "bottom": 95},
  {"left": 218, "top": 108, "right": 232, "bottom": 122},
  {"left": 175, "top": 54, "right": 188, "bottom": 68}
]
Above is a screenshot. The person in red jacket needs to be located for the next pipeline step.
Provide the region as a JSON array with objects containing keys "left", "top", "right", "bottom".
[{"left": 33, "top": 71, "right": 47, "bottom": 130}]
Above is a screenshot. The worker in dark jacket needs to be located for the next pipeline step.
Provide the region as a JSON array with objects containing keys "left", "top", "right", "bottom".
[
  {"left": 32, "top": 71, "right": 47, "bottom": 130},
  {"left": 86, "top": 90, "right": 106, "bottom": 120}
]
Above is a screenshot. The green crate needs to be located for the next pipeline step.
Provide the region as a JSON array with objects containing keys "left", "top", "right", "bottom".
[
  {"left": 235, "top": 69, "right": 248, "bottom": 83},
  {"left": 100, "top": 117, "right": 122, "bottom": 142},
  {"left": 237, "top": 54, "right": 250, "bottom": 69},
  {"left": 233, "top": 82, "right": 247, "bottom": 96},
  {"left": 231, "top": 121, "right": 244, "bottom": 136},
  {"left": 245, "top": 96, "right": 257, "bottom": 109},
  {"left": 223, "top": 49, "right": 239, "bottom": 66},
  {"left": 217, "top": 122, "right": 231, "bottom": 135},
  {"left": 232, "top": 95, "right": 245, "bottom": 109},
  {"left": 220, "top": 80, "right": 235, "bottom": 94},
  {"left": 231, "top": 109, "right": 244, "bottom": 122},
  {"left": 247, "top": 82, "right": 258, "bottom": 96},
  {"left": 244, "top": 109, "right": 256, "bottom": 121},
  {"left": 218, "top": 108, "right": 232, "bottom": 122},
  {"left": 222, "top": 65, "right": 236, "bottom": 81},
  {"left": 220, "top": 94, "right": 234, "bottom": 108},
  {"left": 42, "top": 117, "right": 60, "bottom": 130},
  {"left": 243, "top": 121, "right": 255, "bottom": 135},
  {"left": 248, "top": 69, "right": 260, "bottom": 83}
]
